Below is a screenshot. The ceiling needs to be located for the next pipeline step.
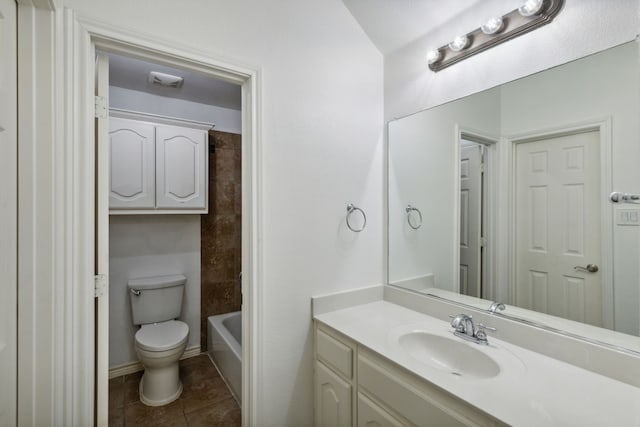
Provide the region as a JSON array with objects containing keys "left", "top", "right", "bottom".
[
  {"left": 342, "top": 0, "right": 523, "bottom": 55},
  {"left": 108, "top": 52, "right": 242, "bottom": 111},
  {"left": 108, "top": 1, "right": 525, "bottom": 103}
]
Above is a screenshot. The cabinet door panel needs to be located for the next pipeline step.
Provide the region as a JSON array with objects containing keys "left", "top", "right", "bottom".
[
  {"left": 156, "top": 124, "right": 207, "bottom": 209},
  {"left": 358, "top": 393, "right": 406, "bottom": 427},
  {"left": 109, "top": 118, "right": 155, "bottom": 209},
  {"left": 316, "top": 361, "right": 352, "bottom": 427}
]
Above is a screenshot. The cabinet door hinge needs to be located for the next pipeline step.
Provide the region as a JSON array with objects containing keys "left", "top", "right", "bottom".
[
  {"left": 94, "top": 274, "right": 107, "bottom": 298},
  {"left": 480, "top": 237, "right": 487, "bottom": 248},
  {"left": 94, "top": 95, "right": 108, "bottom": 119}
]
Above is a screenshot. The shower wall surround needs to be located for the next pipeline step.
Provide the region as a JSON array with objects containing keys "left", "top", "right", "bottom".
[{"left": 200, "top": 130, "right": 242, "bottom": 348}]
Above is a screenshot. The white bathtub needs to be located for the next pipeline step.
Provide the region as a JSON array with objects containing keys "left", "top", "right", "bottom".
[{"left": 208, "top": 311, "right": 242, "bottom": 403}]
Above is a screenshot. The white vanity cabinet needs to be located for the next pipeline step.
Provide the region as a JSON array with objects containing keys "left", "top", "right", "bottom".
[
  {"left": 357, "top": 393, "right": 405, "bottom": 427},
  {"left": 109, "top": 114, "right": 209, "bottom": 214},
  {"left": 314, "top": 322, "right": 505, "bottom": 427},
  {"left": 358, "top": 348, "right": 504, "bottom": 427},
  {"left": 314, "top": 323, "right": 356, "bottom": 427}
]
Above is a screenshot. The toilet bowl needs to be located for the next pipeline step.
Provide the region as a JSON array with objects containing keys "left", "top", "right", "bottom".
[
  {"left": 134, "top": 320, "right": 189, "bottom": 406},
  {"left": 128, "top": 274, "right": 189, "bottom": 406}
]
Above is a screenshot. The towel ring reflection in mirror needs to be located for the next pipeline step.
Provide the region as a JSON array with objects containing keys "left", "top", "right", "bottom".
[
  {"left": 406, "top": 205, "right": 423, "bottom": 230},
  {"left": 346, "top": 203, "right": 366, "bottom": 232}
]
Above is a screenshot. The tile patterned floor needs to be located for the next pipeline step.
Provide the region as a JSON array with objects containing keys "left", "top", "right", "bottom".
[{"left": 109, "top": 354, "right": 241, "bottom": 427}]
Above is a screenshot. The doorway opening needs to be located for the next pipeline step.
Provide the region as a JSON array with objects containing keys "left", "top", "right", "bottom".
[
  {"left": 101, "top": 50, "right": 244, "bottom": 425},
  {"left": 86, "top": 29, "right": 260, "bottom": 425},
  {"left": 458, "top": 133, "right": 496, "bottom": 300}
]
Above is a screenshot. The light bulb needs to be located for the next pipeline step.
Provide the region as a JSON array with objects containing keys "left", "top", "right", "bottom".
[
  {"left": 481, "top": 17, "right": 504, "bottom": 35},
  {"left": 518, "top": 0, "right": 545, "bottom": 17},
  {"left": 448, "top": 35, "right": 470, "bottom": 52},
  {"left": 426, "top": 49, "right": 442, "bottom": 65}
]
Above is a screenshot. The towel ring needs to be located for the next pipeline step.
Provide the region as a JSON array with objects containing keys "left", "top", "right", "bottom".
[
  {"left": 406, "top": 205, "right": 423, "bottom": 230},
  {"left": 346, "top": 203, "right": 366, "bottom": 232}
]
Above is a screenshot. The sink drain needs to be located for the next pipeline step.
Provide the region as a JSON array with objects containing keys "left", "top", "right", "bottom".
[{"left": 451, "top": 371, "right": 462, "bottom": 376}]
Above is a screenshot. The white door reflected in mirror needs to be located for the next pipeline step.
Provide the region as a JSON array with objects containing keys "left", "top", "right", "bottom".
[
  {"left": 459, "top": 141, "right": 485, "bottom": 299},
  {"left": 514, "top": 131, "right": 602, "bottom": 326}
]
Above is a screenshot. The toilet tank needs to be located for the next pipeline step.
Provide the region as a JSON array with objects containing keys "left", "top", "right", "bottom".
[{"left": 128, "top": 274, "right": 186, "bottom": 325}]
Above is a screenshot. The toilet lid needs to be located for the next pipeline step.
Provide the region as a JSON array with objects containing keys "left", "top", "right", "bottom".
[{"left": 135, "top": 320, "right": 189, "bottom": 352}]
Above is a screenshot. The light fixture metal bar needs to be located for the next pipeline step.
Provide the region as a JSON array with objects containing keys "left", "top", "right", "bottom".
[{"left": 429, "top": 0, "right": 564, "bottom": 72}]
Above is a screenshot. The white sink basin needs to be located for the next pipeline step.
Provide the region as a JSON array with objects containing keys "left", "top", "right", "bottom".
[{"left": 398, "top": 332, "right": 500, "bottom": 379}]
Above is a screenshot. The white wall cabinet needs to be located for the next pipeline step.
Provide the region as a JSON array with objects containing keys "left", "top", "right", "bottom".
[
  {"left": 109, "top": 118, "right": 156, "bottom": 209},
  {"left": 314, "top": 322, "right": 506, "bottom": 427},
  {"left": 155, "top": 124, "right": 207, "bottom": 209},
  {"left": 109, "top": 113, "right": 209, "bottom": 214}
]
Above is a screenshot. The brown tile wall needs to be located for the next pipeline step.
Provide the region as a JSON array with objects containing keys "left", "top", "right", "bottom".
[{"left": 200, "top": 130, "right": 242, "bottom": 349}]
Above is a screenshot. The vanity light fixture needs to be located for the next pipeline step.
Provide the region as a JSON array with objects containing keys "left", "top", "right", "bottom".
[
  {"left": 480, "top": 17, "right": 504, "bottom": 35},
  {"left": 518, "top": 0, "right": 546, "bottom": 17},
  {"left": 448, "top": 35, "right": 470, "bottom": 52},
  {"left": 426, "top": 49, "right": 442, "bottom": 65},
  {"left": 428, "top": 0, "right": 564, "bottom": 72}
]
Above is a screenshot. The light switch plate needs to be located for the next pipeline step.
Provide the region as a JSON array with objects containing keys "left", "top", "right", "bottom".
[{"left": 616, "top": 209, "right": 640, "bottom": 226}]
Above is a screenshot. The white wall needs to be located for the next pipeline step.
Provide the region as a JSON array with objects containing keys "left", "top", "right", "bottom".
[
  {"left": 385, "top": 0, "right": 639, "bottom": 121},
  {"left": 109, "top": 86, "right": 242, "bottom": 134},
  {"left": 63, "top": 0, "right": 384, "bottom": 424},
  {"left": 109, "top": 215, "right": 201, "bottom": 368}
]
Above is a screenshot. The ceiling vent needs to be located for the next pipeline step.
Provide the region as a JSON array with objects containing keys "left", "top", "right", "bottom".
[{"left": 148, "top": 71, "right": 184, "bottom": 88}]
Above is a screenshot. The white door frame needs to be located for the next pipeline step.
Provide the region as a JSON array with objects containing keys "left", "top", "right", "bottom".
[
  {"left": 0, "top": 0, "right": 17, "bottom": 425},
  {"left": 95, "top": 51, "right": 110, "bottom": 425},
  {"left": 17, "top": 5, "right": 263, "bottom": 425},
  {"left": 17, "top": 1, "right": 66, "bottom": 425},
  {"left": 505, "top": 118, "right": 613, "bottom": 329}
]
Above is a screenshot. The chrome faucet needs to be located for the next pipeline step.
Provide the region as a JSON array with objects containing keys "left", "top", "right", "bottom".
[
  {"left": 449, "top": 313, "right": 496, "bottom": 345},
  {"left": 450, "top": 313, "right": 475, "bottom": 337},
  {"left": 488, "top": 301, "right": 506, "bottom": 314}
]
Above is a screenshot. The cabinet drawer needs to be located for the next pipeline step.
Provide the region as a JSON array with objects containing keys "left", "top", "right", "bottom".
[
  {"left": 358, "top": 349, "right": 500, "bottom": 427},
  {"left": 358, "top": 392, "right": 407, "bottom": 427},
  {"left": 316, "top": 327, "right": 354, "bottom": 380}
]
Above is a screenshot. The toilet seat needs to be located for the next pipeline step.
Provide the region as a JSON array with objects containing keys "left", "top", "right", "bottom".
[{"left": 135, "top": 320, "right": 188, "bottom": 352}]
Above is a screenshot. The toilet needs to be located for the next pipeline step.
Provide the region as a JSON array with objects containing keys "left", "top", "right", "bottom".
[{"left": 128, "top": 274, "right": 190, "bottom": 406}]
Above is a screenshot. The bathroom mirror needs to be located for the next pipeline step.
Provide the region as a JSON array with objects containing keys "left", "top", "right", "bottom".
[{"left": 388, "top": 40, "right": 640, "bottom": 343}]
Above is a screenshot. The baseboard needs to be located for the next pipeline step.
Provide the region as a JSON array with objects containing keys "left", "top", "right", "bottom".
[
  {"left": 108, "top": 345, "right": 202, "bottom": 379},
  {"left": 182, "top": 346, "right": 202, "bottom": 360}
]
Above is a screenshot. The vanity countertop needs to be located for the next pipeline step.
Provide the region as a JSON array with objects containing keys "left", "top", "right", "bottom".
[{"left": 314, "top": 300, "right": 640, "bottom": 427}]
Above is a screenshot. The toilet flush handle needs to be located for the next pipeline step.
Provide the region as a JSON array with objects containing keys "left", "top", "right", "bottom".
[{"left": 130, "top": 288, "right": 141, "bottom": 296}]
